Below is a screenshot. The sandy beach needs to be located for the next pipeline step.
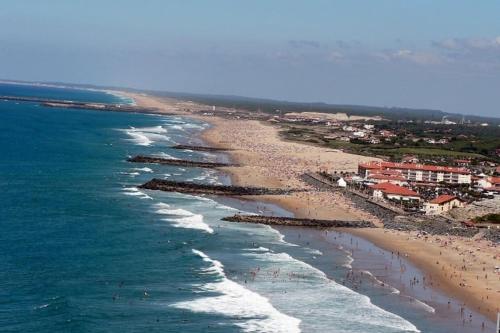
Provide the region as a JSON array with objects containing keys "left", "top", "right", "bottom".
[{"left": 126, "top": 91, "right": 499, "bottom": 322}]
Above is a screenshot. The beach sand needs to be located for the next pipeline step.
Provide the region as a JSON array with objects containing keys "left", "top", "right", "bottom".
[{"left": 128, "top": 92, "right": 499, "bottom": 322}]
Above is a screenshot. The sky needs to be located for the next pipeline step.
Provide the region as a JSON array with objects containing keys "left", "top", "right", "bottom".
[{"left": 1, "top": 1, "right": 499, "bottom": 117}]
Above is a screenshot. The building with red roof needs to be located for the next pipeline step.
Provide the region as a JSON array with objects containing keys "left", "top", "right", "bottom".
[
  {"left": 366, "top": 173, "right": 406, "bottom": 186},
  {"left": 369, "top": 182, "right": 420, "bottom": 201},
  {"left": 424, "top": 195, "right": 464, "bottom": 215},
  {"left": 359, "top": 161, "right": 471, "bottom": 184},
  {"left": 476, "top": 176, "right": 500, "bottom": 190}
]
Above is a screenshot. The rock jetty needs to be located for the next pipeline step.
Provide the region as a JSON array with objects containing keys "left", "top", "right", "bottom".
[
  {"left": 128, "top": 155, "right": 236, "bottom": 168},
  {"left": 171, "top": 144, "right": 234, "bottom": 152},
  {"left": 0, "top": 95, "right": 158, "bottom": 114},
  {"left": 139, "top": 179, "right": 299, "bottom": 196},
  {"left": 222, "top": 214, "right": 375, "bottom": 228}
]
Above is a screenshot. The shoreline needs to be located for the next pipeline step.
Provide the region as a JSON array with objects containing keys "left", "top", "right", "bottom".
[
  {"left": 275, "top": 226, "right": 494, "bottom": 332},
  {"left": 123, "top": 91, "right": 498, "bottom": 323}
]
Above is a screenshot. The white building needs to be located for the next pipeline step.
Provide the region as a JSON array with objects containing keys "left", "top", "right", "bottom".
[
  {"left": 352, "top": 131, "right": 366, "bottom": 138},
  {"left": 337, "top": 177, "right": 347, "bottom": 188},
  {"left": 424, "top": 195, "right": 464, "bottom": 215},
  {"left": 359, "top": 161, "right": 472, "bottom": 184},
  {"left": 370, "top": 182, "right": 420, "bottom": 201}
]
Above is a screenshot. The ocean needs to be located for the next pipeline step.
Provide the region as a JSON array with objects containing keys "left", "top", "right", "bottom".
[{"left": 0, "top": 83, "right": 488, "bottom": 332}]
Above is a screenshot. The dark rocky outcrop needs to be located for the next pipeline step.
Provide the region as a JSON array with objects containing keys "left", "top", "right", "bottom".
[
  {"left": 0, "top": 95, "right": 158, "bottom": 113},
  {"left": 139, "top": 179, "right": 300, "bottom": 196},
  {"left": 128, "top": 156, "right": 236, "bottom": 168},
  {"left": 171, "top": 145, "right": 234, "bottom": 152},
  {"left": 222, "top": 214, "right": 375, "bottom": 228}
]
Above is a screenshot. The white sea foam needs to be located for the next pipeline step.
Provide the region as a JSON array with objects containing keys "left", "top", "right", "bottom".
[
  {"left": 182, "top": 123, "right": 206, "bottom": 130},
  {"left": 171, "top": 249, "right": 302, "bottom": 333},
  {"left": 155, "top": 206, "right": 213, "bottom": 233},
  {"left": 120, "top": 126, "right": 171, "bottom": 146},
  {"left": 119, "top": 171, "right": 140, "bottom": 177},
  {"left": 360, "top": 270, "right": 401, "bottom": 295},
  {"left": 168, "top": 214, "right": 213, "bottom": 234},
  {"left": 342, "top": 254, "right": 354, "bottom": 269},
  {"left": 214, "top": 203, "right": 240, "bottom": 212},
  {"left": 306, "top": 248, "right": 323, "bottom": 256},
  {"left": 337, "top": 245, "right": 354, "bottom": 268},
  {"left": 156, "top": 208, "right": 194, "bottom": 216},
  {"left": 153, "top": 202, "right": 170, "bottom": 209},
  {"left": 122, "top": 187, "right": 152, "bottom": 200},
  {"left": 133, "top": 167, "right": 153, "bottom": 173},
  {"left": 400, "top": 294, "right": 436, "bottom": 313},
  {"left": 153, "top": 152, "right": 178, "bottom": 160},
  {"left": 244, "top": 246, "right": 271, "bottom": 252},
  {"left": 242, "top": 250, "right": 420, "bottom": 332},
  {"left": 134, "top": 125, "right": 167, "bottom": 133},
  {"left": 124, "top": 130, "right": 153, "bottom": 146},
  {"left": 265, "top": 226, "right": 299, "bottom": 247},
  {"left": 170, "top": 124, "right": 184, "bottom": 131},
  {"left": 34, "top": 303, "right": 50, "bottom": 310}
]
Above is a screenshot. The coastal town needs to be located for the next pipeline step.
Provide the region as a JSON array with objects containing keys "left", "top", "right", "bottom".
[
  {"left": 120, "top": 91, "right": 500, "bottom": 328},
  {"left": 164, "top": 98, "right": 500, "bottom": 232},
  {"left": 329, "top": 159, "right": 499, "bottom": 219}
]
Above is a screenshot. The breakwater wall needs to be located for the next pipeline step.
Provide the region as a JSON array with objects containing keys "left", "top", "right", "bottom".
[
  {"left": 139, "top": 179, "right": 300, "bottom": 196},
  {"left": 171, "top": 145, "right": 234, "bottom": 152},
  {"left": 0, "top": 95, "right": 158, "bottom": 114},
  {"left": 128, "top": 156, "right": 236, "bottom": 168},
  {"left": 43, "top": 102, "right": 158, "bottom": 113},
  {"left": 222, "top": 214, "right": 375, "bottom": 228}
]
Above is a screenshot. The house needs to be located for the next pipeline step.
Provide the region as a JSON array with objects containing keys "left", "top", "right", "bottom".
[
  {"left": 379, "top": 130, "right": 396, "bottom": 138},
  {"left": 476, "top": 176, "right": 500, "bottom": 190},
  {"left": 352, "top": 131, "right": 366, "bottom": 138},
  {"left": 366, "top": 169, "right": 407, "bottom": 186},
  {"left": 337, "top": 177, "right": 347, "bottom": 188},
  {"left": 454, "top": 159, "right": 471, "bottom": 167},
  {"left": 367, "top": 173, "right": 407, "bottom": 186},
  {"left": 401, "top": 155, "right": 419, "bottom": 164},
  {"left": 424, "top": 195, "right": 464, "bottom": 215},
  {"left": 342, "top": 125, "right": 355, "bottom": 132},
  {"left": 369, "top": 182, "right": 420, "bottom": 201}
]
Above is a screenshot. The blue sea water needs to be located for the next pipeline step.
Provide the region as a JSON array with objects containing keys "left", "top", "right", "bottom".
[{"left": 1, "top": 83, "right": 485, "bottom": 333}]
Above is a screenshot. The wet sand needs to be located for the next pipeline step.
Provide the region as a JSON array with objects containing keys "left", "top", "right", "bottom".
[{"left": 276, "top": 226, "right": 495, "bottom": 332}]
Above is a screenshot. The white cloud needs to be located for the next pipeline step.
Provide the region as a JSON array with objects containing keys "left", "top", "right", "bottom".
[
  {"left": 372, "top": 49, "right": 445, "bottom": 65},
  {"left": 327, "top": 51, "right": 344, "bottom": 62},
  {"left": 433, "top": 36, "right": 500, "bottom": 51}
]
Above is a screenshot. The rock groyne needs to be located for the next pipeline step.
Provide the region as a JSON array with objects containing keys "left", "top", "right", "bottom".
[
  {"left": 128, "top": 156, "right": 236, "bottom": 168},
  {"left": 171, "top": 145, "right": 234, "bottom": 152},
  {"left": 222, "top": 214, "right": 375, "bottom": 228},
  {"left": 0, "top": 95, "right": 158, "bottom": 114},
  {"left": 139, "top": 179, "right": 300, "bottom": 196}
]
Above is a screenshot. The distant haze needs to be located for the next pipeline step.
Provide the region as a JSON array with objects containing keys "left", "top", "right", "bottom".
[{"left": 1, "top": 1, "right": 500, "bottom": 117}]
